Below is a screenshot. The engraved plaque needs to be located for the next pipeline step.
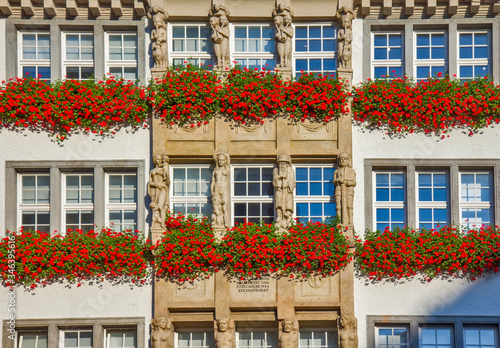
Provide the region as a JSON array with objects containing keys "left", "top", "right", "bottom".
[{"left": 230, "top": 277, "right": 277, "bottom": 302}]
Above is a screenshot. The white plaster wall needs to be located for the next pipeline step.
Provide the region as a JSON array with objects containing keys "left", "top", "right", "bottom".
[
  {"left": 0, "top": 18, "right": 5, "bottom": 83},
  {"left": 0, "top": 129, "right": 152, "bottom": 347},
  {"left": 351, "top": 18, "right": 363, "bottom": 85}
]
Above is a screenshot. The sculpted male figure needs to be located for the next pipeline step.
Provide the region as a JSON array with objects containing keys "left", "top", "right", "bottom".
[
  {"left": 149, "top": 7, "right": 168, "bottom": 68},
  {"left": 334, "top": 153, "right": 356, "bottom": 225},
  {"left": 215, "top": 319, "right": 235, "bottom": 348},
  {"left": 211, "top": 152, "right": 230, "bottom": 228},
  {"left": 279, "top": 319, "right": 298, "bottom": 348},
  {"left": 209, "top": 5, "right": 230, "bottom": 69},
  {"left": 273, "top": 154, "right": 295, "bottom": 231},
  {"left": 336, "top": 7, "right": 355, "bottom": 69},
  {"left": 273, "top": 5, "right": 294, "bottom": 68}
]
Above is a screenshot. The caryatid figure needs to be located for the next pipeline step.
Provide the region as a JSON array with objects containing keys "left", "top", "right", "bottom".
[
  {"left": 211, "top": 152, "right": 230, "bottom": 228},
  {"left": 151, "top": 317, "right": 174, "bottom": 348},
  {"left": 334, "top": 153, "right": 356, "bottom": 225},
  {"left": 336, "top": 7, "right": 355, "bottom": 69},
  {"left": 148, "top": 154, "right": 170, "bottom": 229},
  {"left": 273, "top": 5, "right": 294, "bottom": 68},
  {"left": 279, "top": 319, "right": 298, "bottom": 348},
  {"left": 273, "top": 154, "right": 296, "bottom": 231},
  {"left": 148, "top": 7, "right": 168, "bottom": 69},
  {"left": 209, "top": 5, "right": 230, "bottom": 69},
  {"left": 215, "top": 318, "right": 235, "bottom": 348},
  {"left": 339, "top": 313, "right": 358, "bottom": 348}
]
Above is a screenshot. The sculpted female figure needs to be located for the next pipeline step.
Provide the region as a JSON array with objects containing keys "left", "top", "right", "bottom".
[
  {"left": 279, "top": 319, "right": 298, "bottom": 348},
  {"left": 209, "top": 6, "right": 230, "bottom": 69},
  {"left": 149, "top": 7, "right": 168, "bottom": 68},
  {"left": 273, "top": 154, "right": 295, "bottom": 231},
  {"left": 211, "top": 153, "right": 230, "bottom": 228},
  {"left": 215, "top": 318, "right": 234, "bottom": 348},
  {"left": 339, "top": 314, "right": 358, "bottom": 348},
  {"left": 148, "top": 154, "right": 170, "bottom": 229},
  {"left": 151, "top": 317, "right": 173, "bottom": 348}
]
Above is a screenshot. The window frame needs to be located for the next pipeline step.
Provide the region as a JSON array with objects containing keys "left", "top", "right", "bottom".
[
  {"left": 62, "top": 172, "right": 95, "bottom": 233},
  {"left": 298, "top": 328, "right": 338, "bottom": 348},
  {"left": 457, "top": 29, "right": 491, "bottom": 80},
  {"left": 17, "top": 330, "right": 49, "bottom": 348},
  {"left": 371, "top": 31, "right": 404, "bottom": 79},
  {"left": 105, "top": 172, "right": 139, "bottom": 232},
  {"left": 459, "top": 170, "right": 493, "bottom": 229},
  {"left": 174, "top": 329, "right": 215, "bottom": 348},
  {"left": 17, "top": 172, "right": 51, "bottom": 233},
  {"left": 168, "top": 23, "right": 214, "bottom": 69},
  {"left": 105, "top": 31, "right": 138, "bottom": 80},
  {"left": 293, "top": 23, "right": 337, "bottom": 77},
  {"left": 413, "top": 30, "right": 448, "bottom": 81},
  {"left": 61, "top": 31, "right": 95, "bottom": 80},
  {"left": 235, "top": 328, "right": 279, "bottom": 348},
  {"left": 372, "top": 170, "right": 407, "bottom": 231},
  {"left": 230, "top": 23, "right": 276, "bottom": 71},
  {"left": 17, "top": 30, "right": 51, "bottom": 81},
  {"left": 415, "top": 170, "right": 449, "bottom": 229}
]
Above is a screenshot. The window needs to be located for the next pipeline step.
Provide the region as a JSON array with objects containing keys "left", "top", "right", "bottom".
[
  {"left": 232, "top": 166, "right": 274, "bottom": 224},
  {"left": 63, "top": 32, "right": 94, "bottom": 80},
  {"left": 176, "top": 331, "right": 214, "bottom": 348},
  {"left": 170, "top": 166, "right": 212, "bottom": 217},
  {"left": 62, "top": 330, "right": 93, "bottom": 348},
  {"left": 373, "top": 171, "right": 406, "bottom": 231},
  {"left": 63, "top": 173, "right": 94, "bottom": 232},
  {"left": 19, "top": 32, "right": 51, "bottom": 80},
  {"left": 299, "top": 330, "right": 337, "bottom": 348},
  {"left": 460, "top": 171, "right": 492, "bottom": 228},
  {"left": 414, "top": 31, "right": 447, "bottom": 81},
  {"left": 170, "top": 24, "right": 213, "bottom": 68},
  {"left": 464, "top": 327, "right": 498, "bottom": 348},
  {"left": 106, "top": 331, "right": 137, "bottom": 348},
  {"left": 18, "top": 332, "right": 48, "bottom": 348},
  {"left": 18, "top": 173, "right": 51, "bottom": 232},
  {"left": 295, "top": 166, "right": 336, "bottom": 223},
  {"left": 372, "top": 32, "right": 404, "bottom": 79},
  {"left": 416, "top": 172, "right": 449, "bottom": 229},
  {"left": 420, "top": 326, "right": 453, "bottom": 348},
  {"left": 458, "top": 31, "right": 490, "bottom": 80},
  {"left": 106, "top": 173, "right": 138, "bottom": 231},
  {"left": 106, "top": 33, "right": 138, "bottom": 80},
  {"left": 237, "top": 331, "right": 278, "bottom": 348},
  {"left": 233, "top": 25, "right": 275, "bottom": 70},
  {"left": 376, "top": 327, "right": 409, "bottom": 348},
  {"left": 294, "top": 24, "right": 336, "bottom": 77}
]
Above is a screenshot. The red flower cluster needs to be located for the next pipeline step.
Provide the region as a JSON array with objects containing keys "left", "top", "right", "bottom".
[
  {"left": 352, "top": 76, "right": 500, "bottom": 134},
  {"left": 356, "top": 226, "right": 500, "bottom": 281},
  {"left": 0, "top": 77, "right": 150, "bottom": 140},
  {"left": 151, "top": 67, "right": 349, "bottom": 125},
  {"left": 0, "top": 229, "right": 150, "bottom": 288}
]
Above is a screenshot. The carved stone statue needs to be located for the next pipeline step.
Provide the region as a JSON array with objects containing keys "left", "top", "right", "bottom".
[
  {"left": 151, "top": 317, "right": 173, "bottom": 348},
  {"left": 273, "top": 5, "right": 294, "bottom": 68},
  {"left": 273, "top": 154, "right": 295, "bottom": 231},
  {"left": 336, "top": 7, "right": 355, "bottom": 69},
  {"left": 339, "top": 313, "right": 358, "bottom": 348},
  {"left": 334, "top": 153, "right": 356, "bottom": 226},
  {"left": 148, "top": 154, "right": 170, "bottom": 229},
  {"left": 211, "top": 152, "right": 230, "bottom": 228},
  {"left": 149, "top": 7, "right": 168, "bottom": 69},
  {"left": 215, "top": 318, "right": 235, "bottom": 348},
  {"left": 279, "top": 319, "right": 298, "bottom": 348},
  {"left": 209, "top": 5, "right": 230, "bottom": 69}
]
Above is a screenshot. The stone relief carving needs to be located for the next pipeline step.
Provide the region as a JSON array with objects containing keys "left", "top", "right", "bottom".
[
  {"left": 279, "top": 319, "right": 298, "bottom": 348},
  {"left": 151, "top": 317, "right": 174, "bottom": 348},
  {"left": 215, "top": 318, "right": 235, "bottom": 348},
  {"left": 149, "top": 154, "right": 170, "bottom": 229},
  {"left": 211, "top": 152, "right": 231, "bottom": 229},
  {"left": 273, "top": 5, "right": 294, "bottom": 69},
  {"left": 334, "top": 153, "right": 356, "bottom": 226},
  {"left": 336, "top": 7, "right": 355, "bottom": 69},
  {"left": 307, "top": 275, "right": 325, "bottom": 289},
  {"left": 274, "top": 154, "right": 296, "bottom": 232},
  {"left": 209, "top": 5, "right": 230, "bottom": 69},
  {"left": 149, "top": 6, "right": 168, "bottom": 69},
  {"left": 339, "top": 313, "right": 358, "bottom": 348}
]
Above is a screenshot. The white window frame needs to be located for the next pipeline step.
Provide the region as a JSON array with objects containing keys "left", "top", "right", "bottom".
[
  {"left": 298, "top": 328, "right": 337, "bottom": 348},
  {"left": 105, "top": 32, "right": 138, "bottom": 80},
  {"left": 235, "top": 329, "right": 278, "bottom": 348},
  {"left": 293, "top": 23, "right": 337, "bottom": 76},
  {"left": 105, "top": 172, "right": 138, "bottom": 232},
  {"left": 169, "top": 164, "right": 212, "bottom": 217},
  {"left": 61, "top": 329, "right": 93, "bottom": 348},
  {"left": 18, "top": 31, "right": 51, "bottom": 80},
  {"left": 372, "top": 171, "right": 406, "bottom": 231},
  {"left": 62, "top": 173, "right": 95, "bottom": 233},
  {"left": 105, "top": 329, "right": 138, "bottom": 348},
  {"left": 463, "top": 325, "right": 499, "bottom": 348},
  {"left": 17, "top": 331, "right": 49, "bottom": 348},
  {"left": 17, "top": 173, "right": 51, "bottom": 232},
  {"left": 231, "top": 164, "right": 275, "bottom": 225},
  {"left": 174, "top": 330, "right": 214, "bottom": 348},
  {"left": 418, "top": 325, "right": 454, "bottom": 348},
  {"left": 415, "top": 171, "right": 449, "bottom": 229},
  {"left": 62, "top": 32, "right": 95, "bottom": 80},
  {"left": 413, "top": 30, "right": 447, "bottom": 81},
  {"left": 457, "top": 30, "right": 490, "bottom": 80},
  {"left": 230, "top": 23, "right": 276, "bottom": 70},
  {"left": 294, "top": 164, "right": 335, "bottom": 223},
  {"left": 371, "top": 31, "right": 404, "bottom": 79},
  {"left": 375, "top": 326, "right": 409, "bottom": 348},
  {"left": 459, "top": 170, "right": 493, "bottom": 229},
  {"left": 168, "top": 23, "right": 213, "bottom": 69}
]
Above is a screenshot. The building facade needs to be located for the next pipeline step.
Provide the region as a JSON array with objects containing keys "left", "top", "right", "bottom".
[{"left": 1, "top": 0, "right": 500, "bottom": 347}]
